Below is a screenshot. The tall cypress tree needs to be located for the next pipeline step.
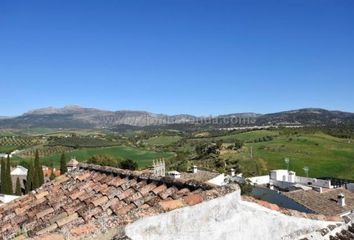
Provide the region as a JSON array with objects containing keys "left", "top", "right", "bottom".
[
  {"left": 0, "top": 157, "right": 6, "bottom": 194},
  {"left": 25, "top": 159, "right": 34, "bottom": 194},
  {"left": 15, "top": 177, "right": 21, "bottom": 196},
  {"left": 32, "top": 150, "right": 40, "bottom": 189},
  {"left": 5, "top": 155, "right": 13, "bottom": 194},
  {"left": 36, "top": 150, "right": 44, "bottom": 186},
  {"left": 60, "top": 152, "right": 67, "bottom": 174}
]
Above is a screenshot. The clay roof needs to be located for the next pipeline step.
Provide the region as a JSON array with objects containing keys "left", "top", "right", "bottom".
[
  {"left": 0, "top": 164, "right": 234, "bottom": 240},
  {"left": 180, "top": 170, "right": 221, "bottom": 183},
  {"left": 284, "top": 188, "right": 354, "bottom": 216},
  {"left": 67, "top": 159, "right": 79, "bottom": 167}
]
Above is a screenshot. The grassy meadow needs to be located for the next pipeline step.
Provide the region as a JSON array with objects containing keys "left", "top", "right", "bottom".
[{"left": 220, "top": 131, "right": 354, "bottom": 179}]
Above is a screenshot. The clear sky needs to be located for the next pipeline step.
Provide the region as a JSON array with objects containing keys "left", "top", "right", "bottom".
[{"left": 1, "top": 0, "right": 354, "bottom": 116}]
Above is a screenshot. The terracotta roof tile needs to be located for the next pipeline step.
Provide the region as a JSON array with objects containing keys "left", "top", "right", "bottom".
[
  {"left": 36, "top": 207, "right": 54, "bottom": 219},
  {"left": 158, "top": 199, "right": 185, "bottom": 211},
  {"left": 35, "top": 191, "right": 49, "bottom": 200},
  {"left": 183, "top": 194, "right": 203, "bottom": 206},
  {"left": 36, "top": 224, "right": 58, "bottom": 236},
  {"left": 159, "top": 187, "right": 178, "bottom": 200},
  {"left": 0, "top": 163, "right": 235, "bottom": 239},
  {"left": 75, "top": 172, "right": 92, "bottom": 182},
  {"left": 56, "top": 213, "right": 80, "bottom": 227},
  {"left": 92, "top": 196, "right": 109, "bottom": 207},
  {"left": 118, "top": 188, "right": 135, "bottom": 201},
  {"left": 139, "top": 182, "right": 157, "bottom": 195},
  {"left": 107, "top": 177, "right": 126, "bottom": 187},
  {"left": 152, "top": 184, "right": 167, "bottom": 195}
]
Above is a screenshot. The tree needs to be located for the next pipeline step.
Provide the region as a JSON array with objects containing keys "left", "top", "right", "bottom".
[
  {"left": 87, "top": 155, "right": 119, "bottom": 167},
  {"left": 60, "top": 153, "right": 67, "bottom": 174},
  {"left": 15, "top": 177, "right": 21, "bottom": 196},
  {"left": 0, "top": 158, "right": 6, "bottom": 194},
  {"left": 239, "top": 179, "right": 253, "bottom": 195},
  {"left": 216, "top": 139, "right": 223, "bottom": 150},
  {"left": 25, "top": 160, "right": 34, "bottom": 194},
  {"left": 33, "top": 150, "right": 44, "bottom": 189},
  {"left": 35, "top": 150, "right": 44, "bottom": 186},
  {"left": 5, "top": 156, "right": 13, "bottom": 194},
  {"left": 119, "top": 159, "right": 138, "bottom": 170},
  {"left": 234, "top": 139, "right": 244, "bottom": 150}
]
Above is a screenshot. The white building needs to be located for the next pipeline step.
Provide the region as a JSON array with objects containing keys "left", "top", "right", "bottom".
[{"left": 269, "top": 169, "right": 332, "bottom": 190}]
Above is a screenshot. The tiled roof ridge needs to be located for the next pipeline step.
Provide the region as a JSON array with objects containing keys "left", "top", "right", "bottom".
[{"left": 78, "top": 163, "right": 216, "bottom": 191}]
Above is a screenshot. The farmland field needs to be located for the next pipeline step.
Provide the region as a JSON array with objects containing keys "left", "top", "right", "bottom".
[
  {"left": 220, "top": 132, "right": 354, "bottom": 179},
  {"left": 145, "top": 135, "right": 182, "bottom": 146},
  {"left": 38, "top": 146, "right": 175, "bottom": 169}
]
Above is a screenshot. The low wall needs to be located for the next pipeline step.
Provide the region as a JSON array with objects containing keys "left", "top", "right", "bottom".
[
  {"left": 295, "top": 176, "right": 331, "bottom": 188},
  {"left": 248, "top": 175, "right": 270, "bottom": 185},
  {"left": 125, "top": 189, "right": 334, "bottom": 240}
]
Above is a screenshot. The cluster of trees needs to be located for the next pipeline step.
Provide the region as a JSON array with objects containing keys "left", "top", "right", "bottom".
[
  {"left": 48, "top": 136, "right": 117, "bottom": 148},
  {"left": 252, "top": 136, "right": 273, "bottom": 143},
  {"left": 224, "top": 139, "right": 244, "bottom": 150},
  {"left": 195, "top": 143, "right": 220, "bottom": 158},
  {"left": 0, "top": 151, "right": 45, "bottom": 196},
  {"left": 25, "top": 150, "right": 45, "bottom": 194},
  {"left": 87, "top": 155, "right": 138, "bottom": 170}
]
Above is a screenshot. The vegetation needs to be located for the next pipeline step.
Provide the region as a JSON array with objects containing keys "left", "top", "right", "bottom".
[
  {"left": 87, "top": 155, "right": 120, "bottom": 167},
  {"left": 15, "top": 178, "right": 21, "bottom": 196},
  {"left": 2, "top": 126, "right": 353, "bottom": 180},
  {"left": 33, "top": 150, "right": 44, "bottom": 188},
  {"left": 0, "top": 157, "right": 13, "bottom": 194},
  {"left": 119, "top": 159, "right": 138, "bottom": 170},
  {"left": 25, "top": 160, "right": 34, "bottom": 194},
  {"left": 60, "top": 153, "right": 67, "bottom": 174},
  {"left": 48, "top": 136, "right": 118, "bottom": 148}
]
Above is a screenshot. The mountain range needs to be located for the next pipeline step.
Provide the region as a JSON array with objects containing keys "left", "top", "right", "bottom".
[{"left": 0, "top": 106, "right": 353, "bottom": 129}]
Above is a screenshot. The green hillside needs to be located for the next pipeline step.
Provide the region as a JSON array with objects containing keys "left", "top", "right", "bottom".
[{"left": 221, "top": 131, "right": 354, "bottom": 179}]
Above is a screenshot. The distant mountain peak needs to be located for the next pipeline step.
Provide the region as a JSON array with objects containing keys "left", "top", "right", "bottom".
[{"left": 1, "top": 106, "right": 353, "bottom": 129}]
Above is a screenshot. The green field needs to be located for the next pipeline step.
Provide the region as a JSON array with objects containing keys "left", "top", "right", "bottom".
[
  {"left": 221, "top": 131, "right": 354, "bottom": 179},
  {"left": 145, "top": 135, "right": 182, "bottom": 146},
  {"left": 2, "top": 128, "right": 354, "bottom": 179},
  {"left": 0, "top": 145, "right": 18, "bottom": 153},
  {"left": 38, "top": 146, "right": 175, "bottom": 169}
]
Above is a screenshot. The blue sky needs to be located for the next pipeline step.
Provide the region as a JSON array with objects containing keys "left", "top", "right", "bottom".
[{"left": 1, "top": 0, "right": 354, "bottom": 116}]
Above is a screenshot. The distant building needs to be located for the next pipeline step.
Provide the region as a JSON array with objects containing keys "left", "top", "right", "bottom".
[
  {"left": 10, "top": 165, "right": 28, "bottom": 193},
  {"left": 269, "top": 169, "right": 332, "bottom": 190},
  {"left": 42, "top": 166, "right": 61, "bottom": 181},
  {"left": 66, "top": 158, "right": 79, "bottom": 172}
]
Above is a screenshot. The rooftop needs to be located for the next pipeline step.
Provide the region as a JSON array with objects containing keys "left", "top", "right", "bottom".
[
  {"left": 284, "top": 188, "right": 354, "bottom": 216},
  {"left": 180, "top": 170, "right": 221, "bottom": 183},
  {"left": 0, "top": 163, "right": 234, "bottom": 239}
]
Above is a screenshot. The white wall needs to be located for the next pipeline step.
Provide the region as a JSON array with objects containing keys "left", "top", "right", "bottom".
[
  {"left": 346, "top": 183, "right": 354, "bottom": 192},
  {"left": 248, "top": 175, "right": 270, "bottom": 185},
  {"left": 270, "top": 170, "right": 289, "bottom": 181},
  {"left": 207, "top": 174, "right": 225, "bottom": 186},
  {"left": 125, "top": 190, "right": 335, "bottom": 240},
  {"left": 295, "top": 176, "right": 331, "bottom": 188}
]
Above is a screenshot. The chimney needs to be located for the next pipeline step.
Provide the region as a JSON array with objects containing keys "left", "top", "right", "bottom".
[
  {"left": 192, "top": 165, "right": 198, "bottom": 174},
  {"left": 230, "top": 168, "right": 235, "bottom": 177},
  {"left": 338, "top": 193, "right": 345, "bottom": 207}
]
